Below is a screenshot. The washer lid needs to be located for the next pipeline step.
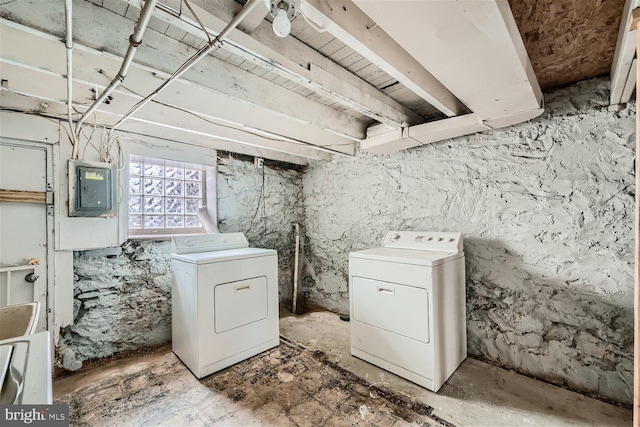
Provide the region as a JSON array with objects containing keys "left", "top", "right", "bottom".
[
  {"left": 349, "top": 247, "right": 463, "bottom": 266},
  {"left": 171, "top": 247, "right": 276, "bottom": 264}
]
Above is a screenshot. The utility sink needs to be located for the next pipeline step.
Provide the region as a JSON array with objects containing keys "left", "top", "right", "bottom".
[
  {"left": 0, "top": 302, "right": 40, "bottom": 340},
  {"left": 0, "top": 302, "right": 42, "bottom": 404}
]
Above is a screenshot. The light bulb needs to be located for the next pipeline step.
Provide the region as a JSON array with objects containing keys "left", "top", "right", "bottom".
[{"left": 272, "top": 8, "right": 291, "bottom": 38}]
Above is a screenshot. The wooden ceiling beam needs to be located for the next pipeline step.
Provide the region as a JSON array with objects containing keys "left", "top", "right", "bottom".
[
  {"left": 154, "top": 0, "right": 423, "bottom": 127},
  {"left": 298, "top": 0, "right": 467, "bottom": 117},
  {"left": 0, "top": 90, "right": 321, "bottom": 166},
  {"left": 0, "top": 8, "right": 366, "bottom": 154},
  {"left": 0, "top": 21, "right": 341, "bottom": 162},
  {"left": 610, "top": 0, "right": 640, "bottom": 105}
]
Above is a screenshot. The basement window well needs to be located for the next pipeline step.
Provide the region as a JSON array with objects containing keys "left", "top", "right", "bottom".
[{"left": 128, "top": 155, "right": 213, "bottom": 238}]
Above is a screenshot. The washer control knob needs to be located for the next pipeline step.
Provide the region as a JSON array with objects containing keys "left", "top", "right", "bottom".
[
  {"left": 427, "top": 237, "right": 433, "bottom": 241},
  {"left": 437, "top": 237, "right": 443, "bottom": 241},
  {"left": 449, "top": 238, "right": 455, "bottom": 242},
  {"left": 185, "top": 238, "right": 195, "bottom": 247}
]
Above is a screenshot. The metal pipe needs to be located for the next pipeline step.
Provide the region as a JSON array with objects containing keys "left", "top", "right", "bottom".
[
  {"left": 292, "top": 222, "right": 300, "bottom": 314},
  {"left": 183, "top": 0, "right": 212, "bottom": 44},
  {"left": 111, "top": 0, "right": 262, "bottom": 132},
  {"left": 64, "top": 0, "right": 76, "bottom": 147},
  {"left": 74, "top": 0, "right": 158, "bottom": 156},
  {"left": 634, "top": 19, "right": 640, "bottom": 427}
]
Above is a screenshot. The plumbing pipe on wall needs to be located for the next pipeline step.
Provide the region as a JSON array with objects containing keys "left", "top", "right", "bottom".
[
  {"left": 64, "top": 0, "right": 76, "bottom": 147},
  {"left": 72, "top": 0, "right": 159, "bottom": 158},
  {"left": 292, "top": 222, "right": 300, "bottom": 314},
  {"left": 110, "top": 0, "right": 262, "bottom": 132},
  {"left": 634, "top": 14, "right": 640, "bottom": 426}
]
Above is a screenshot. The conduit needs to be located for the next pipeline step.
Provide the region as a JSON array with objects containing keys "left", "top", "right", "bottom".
[
  {"left": 64, "top": 0, "right": 76, "bottom": 146},
  {"left": 634, "top": 12, "right": 640, "bottom": 426},
  {"left": 72, "top": 0, "right": 159, "bottom": 158},
  {"left": 111, "top": 0, "right": 262, "bottom": 132},
  {"left": 292, "top": 223, "right": 300, "bottom": 314}
]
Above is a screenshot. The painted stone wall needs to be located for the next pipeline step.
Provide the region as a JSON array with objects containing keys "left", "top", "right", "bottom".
[
  {"left": 300, "top": 78, "right": 634, "bottom": 405},
  {"left": 216, "top": 155, "right": 305, "bottom": 304},
  {"left": 57, "top": 155, "right": 303, "bottom": 370}
]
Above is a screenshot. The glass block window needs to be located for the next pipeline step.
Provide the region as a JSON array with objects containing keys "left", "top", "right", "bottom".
[{"left": 128, "top": 155, "right": 207, "bottom": 236}]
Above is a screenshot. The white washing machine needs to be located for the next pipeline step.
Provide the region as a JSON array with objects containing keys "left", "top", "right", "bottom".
[
  {"left": 171, "top": 233, "right": 279, "bottom": 378},
  {"left": 349, "top": 231, "right": 466, "bottom": 392}
]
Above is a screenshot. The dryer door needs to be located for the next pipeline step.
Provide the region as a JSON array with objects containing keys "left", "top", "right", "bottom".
[
  {"left": 214, "top": 276, "right": 268, "bottom": 333},
  {"left": 352, "top": 277, "right": 430, "bottom": 343}
]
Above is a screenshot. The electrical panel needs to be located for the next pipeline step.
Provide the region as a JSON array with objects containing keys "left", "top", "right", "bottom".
[{"left": 68, "top": 159, "right": 117, "bottom": 217}]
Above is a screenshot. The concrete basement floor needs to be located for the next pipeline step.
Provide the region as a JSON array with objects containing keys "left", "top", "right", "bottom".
[
  {"left": 53, "top": 308, "right": 631, "bottom": 426},
  {"left": 280, "top": 309, "right": 631, "bottom": 427}
]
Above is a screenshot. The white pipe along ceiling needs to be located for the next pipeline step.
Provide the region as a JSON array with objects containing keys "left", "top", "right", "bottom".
[
  {"left": 74, "top": 0, "right": 159, "bottom": 147},
  {"left": 0, "top": 0, "right": 543, "bottom": 164}
]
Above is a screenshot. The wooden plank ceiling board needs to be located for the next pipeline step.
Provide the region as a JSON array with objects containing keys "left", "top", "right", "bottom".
[{"left": 508, "top": 0, "right": 625, "bottom": 90}]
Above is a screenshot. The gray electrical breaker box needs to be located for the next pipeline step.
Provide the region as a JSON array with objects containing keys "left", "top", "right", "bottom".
[{"left": 68, "top": 159, "right": 117, "bottom": 217}]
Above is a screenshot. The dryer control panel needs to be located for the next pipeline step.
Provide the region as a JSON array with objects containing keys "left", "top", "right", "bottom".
[
  {"left": 382, "top": 231, "right": 463, "bottom": 253},
  {"left": 172, "top": 232, "right": 248, "bottom": 254}
]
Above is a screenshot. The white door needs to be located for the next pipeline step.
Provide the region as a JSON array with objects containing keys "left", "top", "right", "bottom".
[{"left": 0, "top": 140, "right": 52, "bottom": 332}]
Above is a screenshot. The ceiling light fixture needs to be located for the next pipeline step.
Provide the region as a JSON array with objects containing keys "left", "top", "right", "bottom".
[{"left": 265, "top": 0, "right": 299, "bottom": 37}]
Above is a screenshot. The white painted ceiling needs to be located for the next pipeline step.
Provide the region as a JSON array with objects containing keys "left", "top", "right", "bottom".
[{"left": 0, "top": 0, "right": 542, "bottom": 165}]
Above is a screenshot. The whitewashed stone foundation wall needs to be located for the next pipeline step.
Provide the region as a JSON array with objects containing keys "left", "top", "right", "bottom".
[
  {"left": 300, "top": 78, "right": 634, "bottom": 405},
  {"left": 57, "top": 155, "right": 303, "bottom": 370}
]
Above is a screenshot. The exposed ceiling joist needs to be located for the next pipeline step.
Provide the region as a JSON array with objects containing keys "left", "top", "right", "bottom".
[
  {"left": 0, "top": 10, "right": 357, "bottom": 155},
  {"left": 153, "top": 0, "right": 423, "bottom": 127},
  {"left": 610, "top": 0, "right": 640, "bottom": 104},
  {"left": 298, "top": 0, "right": 467, "bottom": 118},
  {"left": 354, "top": 0, "right": 542, "bottom": 121},
  {"left": 1, "top": 90, "right": 317, "bottom": 166},
  {"left": 349, "top": 0, "right": 542, "bottom": 154},
  {"left": 362, "top": 114, "right": 489, "bottom": 155},
  {"left": 0, "top": 71, "right": 327, "bottom": 165},
  {"left": 0, "top": 20, "right": 338, "bottom": 162},
  {"left": 0, "top": 0, "right": 550, "bottom": 160}
]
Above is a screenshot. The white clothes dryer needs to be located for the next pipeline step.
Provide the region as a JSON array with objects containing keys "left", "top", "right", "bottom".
[
  {"left": 349, "top": 231, "right": 466, "bottom": 392},
  {"left": 171, "top": 233, "right": 279, "bottom": 378}
]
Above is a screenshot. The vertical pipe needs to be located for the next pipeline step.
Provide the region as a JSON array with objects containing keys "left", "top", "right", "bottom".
[
  {"left": 635, "top": 20, "right": 640, "bottom": 427},
  {"left": 292, "top": 223, "right": 300, "bottom": 314},
  {"left": 64, "top": 0, "right": 76, "bottom": 147}
]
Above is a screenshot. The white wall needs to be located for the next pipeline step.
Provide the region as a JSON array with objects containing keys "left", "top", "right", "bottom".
[{"left": 300, "top": 78, "right": 634, "bottom": 405}]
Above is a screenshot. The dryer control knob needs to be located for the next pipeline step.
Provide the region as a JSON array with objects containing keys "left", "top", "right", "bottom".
[
  {"left": 437, "top": 237, "right": 443, "bottom": 241},
  {"left": 185, "top": 238, "right": 195, "bottom": 246},
  {"left": 449, "top": 238, "right": 455, "bottom": 242}
]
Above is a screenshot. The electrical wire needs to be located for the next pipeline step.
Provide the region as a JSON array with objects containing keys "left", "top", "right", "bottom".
[
  {"left": 246, "top": 164, "right": 265, "bottom": 236},
  {"left": 3, "top": 68, "right": 355, "bottom": 159},
  {"left": 107, "top": 79, "right": 355, "bottom": 155},
  {"left": 80, "top": 121, "right": 100, "bottom": 160},
  {"left": 0, "top": 103, "right": 75, "bottom": 145}
]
